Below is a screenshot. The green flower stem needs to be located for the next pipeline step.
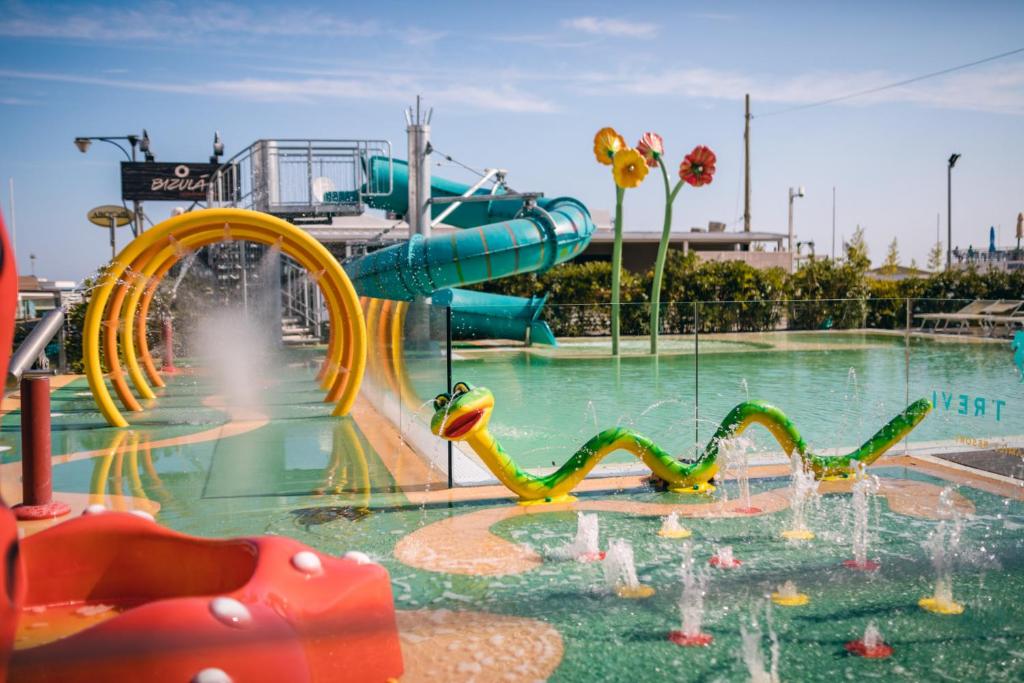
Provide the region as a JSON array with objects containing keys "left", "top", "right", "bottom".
[
  {"left": 649, "top": 159, "right": 684, "bottom": 354},
  {"left": 611, "top": 185, "right": 625, "bottom": 356}
]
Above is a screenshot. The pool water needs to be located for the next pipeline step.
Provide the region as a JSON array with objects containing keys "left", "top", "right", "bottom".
[{"left": 440, "top": 332, "right": 1023, "bottom": 471}]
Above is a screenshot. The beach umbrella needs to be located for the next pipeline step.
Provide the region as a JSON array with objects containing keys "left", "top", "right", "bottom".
[{"left": 989, "top": 226, "right": 996, "bottom": 253}]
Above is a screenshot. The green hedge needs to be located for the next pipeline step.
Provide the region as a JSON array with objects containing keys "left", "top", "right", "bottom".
[{"left": 469, "top": 251, "right": 1024, "bottom": 336}]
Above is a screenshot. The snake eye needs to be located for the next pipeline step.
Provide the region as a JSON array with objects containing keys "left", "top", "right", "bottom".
[
  {"left": 452, "top": 382, "right": 471, "bottom": 396},
  {"left": 433, "top": 394, "right": 450, "bottom": 411}
]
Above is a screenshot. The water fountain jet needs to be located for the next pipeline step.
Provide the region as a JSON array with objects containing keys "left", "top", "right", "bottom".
[
  {"left": 709, "top": 545, "right": 741, "bottom": 569},
  {"left": 843, "top": 469, "right": 880, "bottom": 570},
  {"left": 770, "top": 580, "right": 809, "bottom": 607},
  {"left": 668, "top": 541, "right": 712, "bottom": 646},
  {"left": 781, "top": 453, "right": 818, "bottom": 541},
  {"left": 602, "top": 539, "right": 654, "bottom": 599},
  {"left": 657, "top": 512, "right": 692, "bottom": 539},
  {"left": 844, "top": 621, "right": 893, "bottom": 658},
  {"left": 550, "top": 512, "right": 604, "bottom": 562}
]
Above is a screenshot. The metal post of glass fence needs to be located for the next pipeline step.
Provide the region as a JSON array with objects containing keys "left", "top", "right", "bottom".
[
  {"left": 694, "top": 301, "right": 700, "bottom": 458},
  {"left": 904, "top": 298, "right": 911, "bottom": 454},
  {"left": 446, "top": 305, "right": 453, "bottom": 489}
]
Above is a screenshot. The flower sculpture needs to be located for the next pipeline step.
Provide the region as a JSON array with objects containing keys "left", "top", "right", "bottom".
[
  {"left": 648, "top": 141, "right": 716, "bottom": 353},
  {"left": 593, "top": 127, "right": 649, "bottom": 355}
]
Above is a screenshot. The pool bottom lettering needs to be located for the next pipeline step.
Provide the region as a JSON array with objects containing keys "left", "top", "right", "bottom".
[
  {"left": 955, "top": 435, "right": 1024, "bottom": 459},
  {"left": 932, "top": 390, "right": 1006, "bottom": 421}
]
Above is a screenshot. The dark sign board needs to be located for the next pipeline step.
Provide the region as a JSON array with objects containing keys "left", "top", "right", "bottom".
[{"left": 120, "top": 162, "right": 220, "bottom": 201}]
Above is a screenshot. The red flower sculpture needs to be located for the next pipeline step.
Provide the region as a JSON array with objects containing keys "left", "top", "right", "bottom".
[{"left": 678, "top": 146, "right": 716, "bottom": 187}]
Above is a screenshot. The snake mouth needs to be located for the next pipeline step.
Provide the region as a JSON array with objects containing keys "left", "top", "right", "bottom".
[{"left": 443, "top": 409, "right": 484, "bottom": 439}]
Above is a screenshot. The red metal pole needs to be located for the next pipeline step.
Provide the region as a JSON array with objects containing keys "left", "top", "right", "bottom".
[
  {"left": 161, "top": 317, "right": 177, "bottom": 373},
  {"left": 14, "top": 375, "right": 70, "bottom": 520}
]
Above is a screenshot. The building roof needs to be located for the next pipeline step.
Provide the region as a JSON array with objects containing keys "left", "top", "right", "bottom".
[{"left": 588, "top": 227, "right": 789, "bottom": 245}]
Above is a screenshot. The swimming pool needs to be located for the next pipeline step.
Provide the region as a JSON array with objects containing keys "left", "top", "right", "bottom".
[{"left": 441, "top": 332, "right": 1022, "bottom": 472}]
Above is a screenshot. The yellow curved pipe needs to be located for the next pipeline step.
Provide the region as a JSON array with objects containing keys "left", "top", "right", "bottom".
[
  {"left": 84, "top": 208, "right": 366, "bottom": 427},
  {"left": 120, "top": 226, "right": 351, "bottom": 407},
  {"left": 114, "top": 224, "right": 350, "bottom": 405},
  {"left": 135, "top": 259, "right": 176, "bottom": 388}
]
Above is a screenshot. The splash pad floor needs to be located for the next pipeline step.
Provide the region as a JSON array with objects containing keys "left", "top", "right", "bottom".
[{"left": 3, "top": 356, "right": 1024, "bottom": 681}]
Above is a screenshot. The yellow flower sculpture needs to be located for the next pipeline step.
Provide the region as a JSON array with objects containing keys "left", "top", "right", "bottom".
[
  {"left": 612, "top": 148, "right": 649, "bottom": 189},
  {"left": 593, "top": 127, "right": 626, "bottom": 165}
]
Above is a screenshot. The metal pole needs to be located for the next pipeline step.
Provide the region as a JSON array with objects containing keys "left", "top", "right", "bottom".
[
  {"left": 446, "top": 305, "right": 453, "bottom": 489},
  {"left": 14, "top": 376, "right": 70, "bottom": 519},
  {"left": 694, "top": 301, "right": 700, "bottom": 458},
  {"left": 743, "top": 94, "right": 751, "bottom": 232},
  {"left": 109, "top": 215, "right": 116, "bottom": 259},
  {"left": 788, "top": 193, "right": 794, "bottom": 254},
  {"left": 946, "top": 165, "right": 952, "bottom": 270}
]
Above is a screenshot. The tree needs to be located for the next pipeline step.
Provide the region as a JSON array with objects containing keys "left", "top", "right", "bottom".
[
  {"left": 882, "top": 237, "right": 900, "bottom": 274},
  {"left": 927, "top": 241, "right": 944, "bottom": 271},
  {"left": 845, "top": 225, "right": 870, "bottom": 270}
]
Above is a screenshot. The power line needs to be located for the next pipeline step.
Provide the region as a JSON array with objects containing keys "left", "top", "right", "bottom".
[{"left": 756, "top": 45, "right": 1024, "bottom": 118}]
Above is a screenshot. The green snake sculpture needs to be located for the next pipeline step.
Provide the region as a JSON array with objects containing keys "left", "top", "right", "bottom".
[{"left": 430, "top": 382, "right": 932, "bottom": 505}]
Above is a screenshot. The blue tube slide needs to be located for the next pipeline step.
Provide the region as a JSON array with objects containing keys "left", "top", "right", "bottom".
[
  {"left": 432, "top": 288, "right": 558, "bottom": 347},
  {"left": 343, "top": 157, "right": 594, "bottom": 344}
]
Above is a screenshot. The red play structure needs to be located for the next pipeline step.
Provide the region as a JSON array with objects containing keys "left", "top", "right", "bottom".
[{"left": 0, "top": 213, "right": 404, "bottom": 681}]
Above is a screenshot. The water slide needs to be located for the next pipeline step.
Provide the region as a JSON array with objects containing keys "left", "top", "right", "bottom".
[{"left": 343, "top": 158, "right": 595, "bottom": 344}]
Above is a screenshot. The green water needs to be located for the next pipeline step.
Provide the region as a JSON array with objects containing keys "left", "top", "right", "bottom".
[{"left": 444, "top": 333, "right": 1023, "bottom": 470}]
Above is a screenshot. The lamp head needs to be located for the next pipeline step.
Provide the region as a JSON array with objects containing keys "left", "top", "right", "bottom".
[
  {"left": 139, "top": 129, "right": 151, "bottom": 153},
  {"left": 73, "top": 137, "right": 92, "bottom": 153},
  {"left": 948, "top": 153, "right": 961, "bottom": 168}
]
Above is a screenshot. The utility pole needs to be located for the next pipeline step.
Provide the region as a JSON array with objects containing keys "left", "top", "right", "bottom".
[{"left": 743, "top": 94, "right": 751, "bottom": 232}]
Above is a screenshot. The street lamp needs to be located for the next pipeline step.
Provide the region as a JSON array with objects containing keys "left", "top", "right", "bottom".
[
  {"left": 788, "top": 186, "right": 805, "bottom": 254},
  {"left": 210, "top": 131, "right": 224, "bottom": 164},
  {"left": 946, "top": 153, "right": 961, "bottom": 270},
  {"left": 73, "top": 132, "right": 154, "bottom": 237}
]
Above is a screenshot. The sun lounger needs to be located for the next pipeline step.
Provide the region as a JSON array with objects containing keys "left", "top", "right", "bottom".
[{"left": 915, "top": 300, "right": 996, "bottom": 332}]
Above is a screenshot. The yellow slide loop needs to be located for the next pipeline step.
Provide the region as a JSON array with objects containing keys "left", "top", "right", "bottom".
[
  {"left": 134, "top": 226, "right": 351, "bottom": 405},
  {"left": 120, "top": 223, "right": 350, "bottom": 405},
  {"left": 84, "top": 208, "right": 366, "bottom": 428}
]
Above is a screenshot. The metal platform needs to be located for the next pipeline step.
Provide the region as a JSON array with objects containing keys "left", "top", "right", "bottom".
[{"left": 207, "top": 139, "right": 392, "bottom": 222}]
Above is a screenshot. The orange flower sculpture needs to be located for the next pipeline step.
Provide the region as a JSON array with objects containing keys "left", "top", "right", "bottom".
[
  {"left": 678, "top": 145, "right": 717, "bottom": 187},
  {"left": 593, "top": 127, "right": 626, "bottom": 165}
]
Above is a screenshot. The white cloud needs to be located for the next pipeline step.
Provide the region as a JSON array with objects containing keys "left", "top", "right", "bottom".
[
  {"left": 0, "top": 1, "right": 380, "bottom": 42},
  {"left": 562, "top": 16, "right": 658, "bottom": 38},
  {"left": 0, "top": 96, "right": 37, "bottom": 105},
  {"left": 575, "top": 61, "right": 1024, "bottom": 116},
  {"left": 0, "top": 67, "right": 560, "bottom": 113}
]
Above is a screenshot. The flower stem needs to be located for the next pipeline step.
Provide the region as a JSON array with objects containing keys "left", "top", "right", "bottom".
[
  {"left": 611, "top": 185, "right": 625, "bottom": 356},
  {"left": 650, "top": 161, "right": 683, "bottom": 354}
]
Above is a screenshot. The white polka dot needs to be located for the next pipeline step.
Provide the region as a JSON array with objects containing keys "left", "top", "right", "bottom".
[
  {"left": 291, "top": 551, "right": 323, "bottom": 574},
  {"left": 129, "top": 510, "right": 155, "bottom": 522},
  {"left": 344, "top": 551, "right": 371, "bottom": 565},
  {"left": 191, "top": 668, "right": 232, "bottom": 683},
  {"left": 84, "top": 504, "right": 106, "bottom": 515},
  {"left": 209, "top": 597, "right": 252, "bottom": 628}
]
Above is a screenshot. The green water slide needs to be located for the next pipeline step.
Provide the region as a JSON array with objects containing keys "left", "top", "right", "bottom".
[{"left": 343, "top": 158, "right": 595, "bottom": 345}]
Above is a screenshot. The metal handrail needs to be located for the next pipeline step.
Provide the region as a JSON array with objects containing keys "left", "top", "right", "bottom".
[{"left": 7, "top": 308, "right": 63, "bottom": 389}]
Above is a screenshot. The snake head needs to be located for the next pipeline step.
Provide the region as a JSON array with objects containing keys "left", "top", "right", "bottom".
[{"left": 430, "top": 382, "right": 493, "bottom": 441}]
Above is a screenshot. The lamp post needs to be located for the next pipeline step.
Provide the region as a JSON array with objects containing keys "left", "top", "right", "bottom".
[
  {"left": 73, "top": 131, "right": 154, "bottom": 237},
  {"left": 946, "top": 153, "right": 960, "bottom": 270},
  {"left": 788, "top": 186, "right": 805, "bottom": 255}
]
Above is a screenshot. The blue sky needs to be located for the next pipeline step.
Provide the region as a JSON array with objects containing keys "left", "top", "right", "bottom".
[{"left": 1, "top": 0, "right": 1022, "bottom": 280}]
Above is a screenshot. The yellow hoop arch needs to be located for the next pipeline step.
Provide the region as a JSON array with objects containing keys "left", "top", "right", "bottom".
[{"left": 84, "top": 208, "right": 366, "bottom": 428}]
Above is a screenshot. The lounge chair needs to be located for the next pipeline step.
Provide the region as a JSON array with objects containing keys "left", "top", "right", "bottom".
[{"left": 915, "top": 300, "right": 996, "bottom": 333}]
